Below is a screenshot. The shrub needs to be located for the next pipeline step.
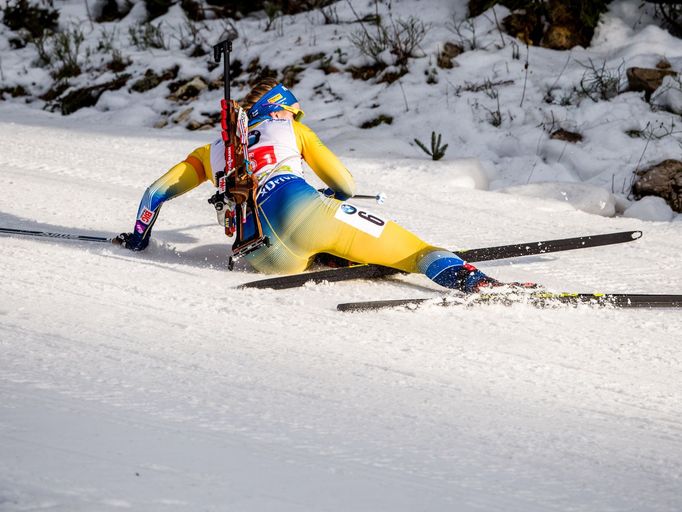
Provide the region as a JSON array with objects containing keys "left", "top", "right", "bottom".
[
  {"left": 578, "top": 58, "right": 624, "bottom": 102},
  {"left": 349, "top": 9, "right": 428, "bottom": 68},
  {"left": 52, "top": 26, "right": 87, "bottom": 78},
  {"left": 129, "top": 23, "right": 167, "bottom": 50},
  {"left": 263, "top": 1, "right": 283, "bottom": 32},
  {"left": 414, "top": 131, "right": 449, "bottom": 160},
  {"left": 2, "top": 0, "right": 59, "bottom": 38}
]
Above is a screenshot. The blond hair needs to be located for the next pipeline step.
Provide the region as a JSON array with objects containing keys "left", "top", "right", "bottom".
[{"left": 241, "top": 78, "right": 280, "bottom": 111}]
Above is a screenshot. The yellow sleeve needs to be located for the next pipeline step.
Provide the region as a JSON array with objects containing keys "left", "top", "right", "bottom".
[
  {"left": 185, "top": 144, "right": 211, "bottom": 184},
  {"left": 138, "top": 145, "right": 210, "bottom": 213},
  {"left": 293, "top": 121, "right": 356, "bottom": 198}
]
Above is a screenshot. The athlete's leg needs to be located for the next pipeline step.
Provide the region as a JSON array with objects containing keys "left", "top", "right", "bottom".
[
  {"left": 287, "top": 196, "right": 500, "bottom": 292},
  {"left": 246, "top": 178, "right": 500, "bottom": 292}
]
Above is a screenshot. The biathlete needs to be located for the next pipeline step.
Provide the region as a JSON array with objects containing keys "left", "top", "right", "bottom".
[{"left": 117, "top": 78, "right": 528, "bottom": 293}]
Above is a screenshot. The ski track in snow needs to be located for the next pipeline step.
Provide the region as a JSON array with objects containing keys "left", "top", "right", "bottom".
[{"left": 1, "top": 118, "right": 682, "bottom": 511}]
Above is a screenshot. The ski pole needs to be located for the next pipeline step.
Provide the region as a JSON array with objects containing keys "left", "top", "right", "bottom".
[
  {"left": 353, "top": 192, "right": 387, "bottom": 205},
  {"left": 0, "top": 226, "right": 114, "bottom": 243},
  {"left": 318, "top": 190, "right": 387, "bottom": 205}
]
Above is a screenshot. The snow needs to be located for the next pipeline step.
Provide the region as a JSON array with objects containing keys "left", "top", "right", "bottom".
[
  {"left": 500, "top": 182, "right": 617, "bottom": 216},
  {"left": 623, "top": 195, "right": 676, "bottom": 222},
  {"left": 1, "top": 1, "right": 682, "bottom": 510}
]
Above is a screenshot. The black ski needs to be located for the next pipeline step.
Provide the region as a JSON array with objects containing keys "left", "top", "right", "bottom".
[
  {"left": 239, "top": 230, "right": 643, "bottom": 290},
  {"left": 0, "top": 227, "right": 114, "bottom": 243},
  {"left": 337, "top": 292, "right": 682, "bottom": 312}
]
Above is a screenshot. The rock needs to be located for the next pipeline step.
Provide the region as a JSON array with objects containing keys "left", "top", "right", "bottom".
[
  {"left": 550, "top": 128, "right": 583, "bottom": 143},
  {"left": 542, "top": 25, "right": 582, "bottom": 50},
  {"left": 349, "top": 63, "right": 386, "bottom": 81},
  {"left": 657, "top": 58, "right": 672, "bottom": 70},
  {"left": 360, "top": 114, "right": 393, "bottom": 129},
  {"left": 168, "top": 76, "right": 208, "bottom": 102},
  {"left": 174, "top": 107, "right": 194, "bottom": 124},
  {"left": 626, "top": 67, "right": 677, "bottom": 101},
  {"left": 282, "top": 65, "right": 304, "bottom": 88},
  {"left": 503, "top": 9, "right": 544, "bottom": 46},
  {"left": 378, "top": 67, "right": 407, "bottom": 84},
  {"left": 320, "top": 61, "right": 340, "bottom": 74},
  {"left": 500, "top": 0, "right": 603, "bottom": 50},
  {"left": 131, "top": 66, "right": 179, "bottom": 93},
  {"left": 40, "top": 81, "right": 70, "bottom": 102},
  {"left": 437, "top": 42, "right": 463, "bottom": 69},
  {"left": 632, "top": 159, "right": 682, "bottom": 213},
  {"left": 0, "top": 85, "right": 28, "bottom": 99},
  {"left": 58, "top": 74, "right": 131, "bottom": 115},
  {"left": 302, "top": 52, "right": 325, "bottom": 64},
  {"left": 154, "top": 118, "right": 169, "bottom": 129}
]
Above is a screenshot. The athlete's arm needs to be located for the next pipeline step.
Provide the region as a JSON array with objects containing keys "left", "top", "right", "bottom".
[
  {"left": 294, "top": 122, "right": 356, "bottom": 199},
  {"left": 120, "top": 145, "right": 211, "bottom": 250}
]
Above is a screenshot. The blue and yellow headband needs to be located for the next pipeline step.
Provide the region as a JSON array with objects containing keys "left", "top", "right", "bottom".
[{"left": 247, "top": 83, "right": 304, "bottom": 124}]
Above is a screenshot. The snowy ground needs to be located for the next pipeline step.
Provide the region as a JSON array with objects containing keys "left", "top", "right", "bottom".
[
  {"left": 1, "top": 106, "right": 682, "bottom": 511},
  {"left": 2, "top": 0, "right": 682, "bottom": 509}
]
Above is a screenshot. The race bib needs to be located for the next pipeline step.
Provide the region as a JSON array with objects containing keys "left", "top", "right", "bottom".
[{"left": 334, "top": 203, "right": 387, "bottom": 238}]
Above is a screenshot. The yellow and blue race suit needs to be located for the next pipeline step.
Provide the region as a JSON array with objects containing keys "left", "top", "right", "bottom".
[{"left": 128, "top": 118, "right": 492, "bottom": 292}]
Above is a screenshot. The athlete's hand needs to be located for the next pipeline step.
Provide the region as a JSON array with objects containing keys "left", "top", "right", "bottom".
[
  {"left": 319, "top": 188, "right": 351, "bottom": 201},
  {"left": 113, "top": 232, "right": 149, "bottom": 251}
]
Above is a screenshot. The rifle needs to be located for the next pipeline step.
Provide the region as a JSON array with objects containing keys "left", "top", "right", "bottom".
[{"left": 211, "top": 40, "right": 269, "bottom": 270}]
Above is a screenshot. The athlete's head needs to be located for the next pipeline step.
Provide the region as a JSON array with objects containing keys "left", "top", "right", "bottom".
[{"left": 243, "top": 78, "right": 304, "bottom": 123}]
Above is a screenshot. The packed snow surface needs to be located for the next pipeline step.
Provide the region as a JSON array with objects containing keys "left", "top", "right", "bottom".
[
  {"left": 1, "top": 0, "right": 682, "bottom": 510},
  {"left": 1, "top": 107, "right": 682, "bottom": 512}
]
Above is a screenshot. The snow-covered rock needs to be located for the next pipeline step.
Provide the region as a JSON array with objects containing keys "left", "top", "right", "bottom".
[{"left": 622, "top": 195, "right": 675, "bottom": 221}]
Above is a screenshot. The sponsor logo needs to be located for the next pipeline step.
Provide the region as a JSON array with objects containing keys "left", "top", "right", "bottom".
[
  {"left": 139, "top": 208, "right": 154, "bottom": 225},
  {"left": 226, "top": 144, "right": 235, "bottom": 171},
  {"left": 135, "top": 221, "right": 146, "bottom": 234},
  {"left": 268, "top": 93, "right": 284, "bottom": 104},
  {"left": 341, "top": 204, "right": 357, "bottom": 215},
  {"left": 257, "top": 174, "right": 300, "bottom": 199},
  {"left": 248, "top": 130, "right": 261, "bottom": 146}
]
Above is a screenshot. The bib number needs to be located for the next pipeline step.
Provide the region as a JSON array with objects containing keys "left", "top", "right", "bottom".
[
  {"left": 248, "top": 145, "right": 277, "bottom": 171},
  {"left": 334, "top": 203, "right": 386, "bottom": 238}
]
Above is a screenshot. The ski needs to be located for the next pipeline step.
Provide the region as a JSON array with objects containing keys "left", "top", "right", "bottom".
[
  {"left": 337, "top": 292, "right": 682, "bottom": 312},
  {"left": 0, "top": 227, "right": 114, "bottom": 243},
  {"left": 239, "top": 230, "right": 643, "bottom": 290}
]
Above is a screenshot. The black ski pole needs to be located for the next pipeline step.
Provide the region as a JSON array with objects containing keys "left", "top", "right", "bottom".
[
  {"left": 318, "top": 190, "right": 387, "bottom": 204},
  {"left": 0, "top": 226, "right": 114, "bottom": 243}
]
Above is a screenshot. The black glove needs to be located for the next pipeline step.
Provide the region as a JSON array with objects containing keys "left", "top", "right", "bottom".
[
  {"left": 113, "top": 232, "right": 150, "bottom": 251},
  {"left": 319, "top": 187, "right": 351, "bottom": 201}
]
